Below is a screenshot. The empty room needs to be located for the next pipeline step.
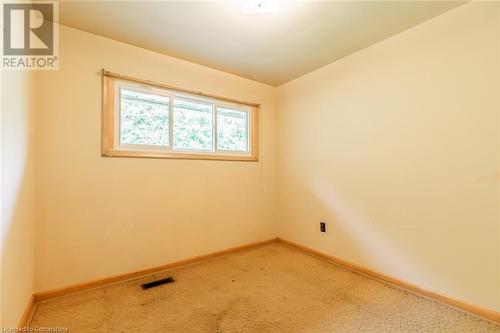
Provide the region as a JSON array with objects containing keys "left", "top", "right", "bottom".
[{"left": 1, "top": 0, "right": 499, "bottom": 332}]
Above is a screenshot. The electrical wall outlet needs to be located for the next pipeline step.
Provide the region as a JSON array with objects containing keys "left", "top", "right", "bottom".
[{"left": 320, "top": 222, "right": 326, "bottom": 232}]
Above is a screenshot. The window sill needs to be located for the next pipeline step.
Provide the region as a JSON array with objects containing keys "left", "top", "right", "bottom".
[{"left": 102, "top": 149, "right": 259, "bottom": 162}]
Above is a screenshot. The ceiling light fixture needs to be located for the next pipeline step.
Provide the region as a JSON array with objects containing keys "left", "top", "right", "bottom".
[{"left": 241, "top": 0, "right": 278, "bottom": 14}]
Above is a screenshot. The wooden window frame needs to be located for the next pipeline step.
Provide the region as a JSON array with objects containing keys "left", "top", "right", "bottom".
[{"left": 102, "top": 70, "right": 259, "bottom": 162}]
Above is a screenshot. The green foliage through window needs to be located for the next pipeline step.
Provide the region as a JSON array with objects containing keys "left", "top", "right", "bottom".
[
  {"left": 120, "top": 89, "right": 169, "bottom": 146},
  {"left": 217, "top": 108, "right": 248, "bottom": 151},
  {"left": 173, "top": 99, "right": 213, "bottom": 151},
  {"left": 118, "top": 85, "right": 251, "bottom": 154}
]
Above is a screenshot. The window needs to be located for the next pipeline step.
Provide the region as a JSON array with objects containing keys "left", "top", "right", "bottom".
[
  {"left": 120, "top": 88, "right": 170, "bottom": 147},
  {"left": 102, "top": 71, "right": 259, "bottom": 161},
  {"left": 173, "top": 98, "right": 213, "bottom": 151},
  {"left": 217, "top": 107, "right": 248, "bottom": 152}
]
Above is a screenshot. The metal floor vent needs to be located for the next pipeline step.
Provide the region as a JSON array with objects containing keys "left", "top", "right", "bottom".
[{"left": 141, "top": 276, "right": 175, "bottom": 290}]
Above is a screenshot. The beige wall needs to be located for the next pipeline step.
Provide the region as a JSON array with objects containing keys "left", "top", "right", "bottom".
[
  {"left": 34, "top": 26, "right": 277, "bottom": 292},
  {"left": 1, "top": 71, "right": 37, "bottom": 326},
  {"left": 277, "top": 2, "right": 499, "bottom": 311}
]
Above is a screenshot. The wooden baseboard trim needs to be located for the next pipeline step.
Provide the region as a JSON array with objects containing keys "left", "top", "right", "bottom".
[
  {"left": 18, "top": 295, "right": 37, "bottom": 328},
  {"left": 34, "top": 238, "right": 277, "bottom": 302},
  {"left": 30, "top": 237, "right": 500, "bottom": 325},
  {"left": 277, "top": 238, "right": 500, "bottom": 325}
]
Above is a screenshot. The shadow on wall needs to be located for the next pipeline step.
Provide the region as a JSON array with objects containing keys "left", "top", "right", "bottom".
[
  {"left": 292, "top": 176, "right": 469, "bottom": 297},
  {"left": 1, "top": 71, "right": 36, "bottom": 327}
]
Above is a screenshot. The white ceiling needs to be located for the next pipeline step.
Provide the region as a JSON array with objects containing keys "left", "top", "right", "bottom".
[{"left": 59, "top": 1, "right": 465, "bottom": 86}]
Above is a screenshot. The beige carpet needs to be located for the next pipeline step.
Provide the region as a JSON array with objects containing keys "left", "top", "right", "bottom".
[{"left": 30, "top": 243, "right": 499, "bottom": 332}]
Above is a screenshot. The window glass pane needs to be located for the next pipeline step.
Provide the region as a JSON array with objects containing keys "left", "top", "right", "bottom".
[
  {"left": 173, "top": 98, "right": 213, "bottom": 151},
  {"left": 217, "top": 107, "right": 248, "bottom": 152},
  {"left": 120, "top": 88, "right": 169, "bottom": 146}
]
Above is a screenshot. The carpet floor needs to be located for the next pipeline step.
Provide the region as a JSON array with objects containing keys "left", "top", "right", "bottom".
[{"left": 30, "top": 243, "right": 499, "bottom": 332}]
